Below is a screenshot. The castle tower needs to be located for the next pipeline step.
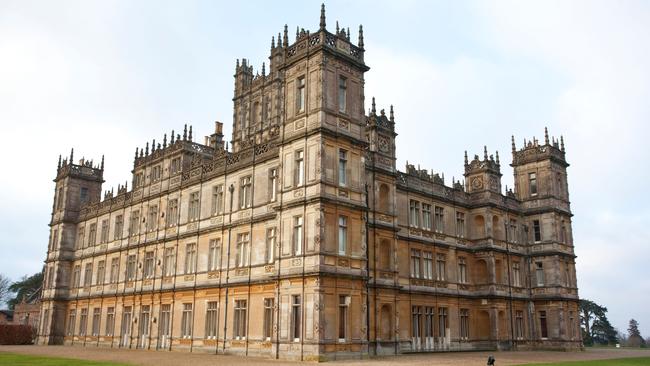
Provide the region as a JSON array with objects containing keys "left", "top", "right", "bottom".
[
  {"left": 464, "top": 146, "right": 502, "bottom": 194},
  {"left": 40, "top": 150, "right": 104, "bottom": 345}
]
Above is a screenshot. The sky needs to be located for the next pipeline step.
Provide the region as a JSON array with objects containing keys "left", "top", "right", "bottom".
[{"left": 0, "top": 0, "right": 648, "bottom": 336}]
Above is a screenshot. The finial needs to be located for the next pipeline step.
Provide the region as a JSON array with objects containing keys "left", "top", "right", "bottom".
[
  {"left": 157, "top": 143, "right": 161, "bottom": 150},
  {"left": 57, "top": 155, "right": 62, "bottom": 169},
  {"left": 139, "top": 148, "right": 144, "bottom": 158},
  {"left": 271, "top": 36, "right": 275, "bottom": 49},
  {"left": 171, "top": 130, "right": 175, "bottom": 144},
  {"left": 236, "top": 58, "right": 239, "bottom": 70},
  {"left": 135, "top": 147, "right": 139, "bottom": 159},
  {"left": 380, "top": 108, "right": 385, "bottom": 116},
  {"left": 320, "top": 3, "right": 326, "bottom": 30},
  {"left": 296, "top": 26, "right": 299, "bottom": 40},
  {"left": 177, "top": 133, "right": 180, "bottom": 141},
  {"left": 188, "top": 125, "right": 193, "bottom": 141},
  {"left": 484, "top": 146, "right": 488, "bottom": 160},
  {"left": 358, "top": 25, "right": 364, "bottom": 48},
  {"left": 336, "top": 21, "right": 340, "bottom": 35},
  {"left": 511, "top": 135, "right": 516, "bottom": 153},
  {"left": 145, "top": 142, "right": 149, "bottom": 156},
  {"left": 262, "top": 62, "right": 266, "bottom": 76},
  {"left": 496, "top": 151, "right": 500, "bottom": 165},
  {"left": 278, "top": 32, "right": 282, "bottom": 47},
  {"left": 70, "top": 148, "right": 74, "bottom": 163},
  {"left": 283, "top": 25, "right": 288, "bottom": 47},
  {"left": 389, "top": 105, "right": 394, "bottom": 122},
  {"left": 544, "top": 127, "right": 549, "bottom": 145},
  {"left": 183, "top": 124, "right": 188, "bottom": 140},
  {"left": 464, "top": 150, "right": 468, "bottom": 165},
  {"left": 560, "top": 135, "right": 565, "bottom": 152},
  {"left": 152, "top": 139, "right": 156, "bottom": 152},
  {"left": 163, "top": 133, "right": 167, "bottom": 148},
  {"left": 371, "top": 97, "right": 376, "bottom": 114},
  {"left": 100, "top": 155, "right": 104, "bottom": 170}
]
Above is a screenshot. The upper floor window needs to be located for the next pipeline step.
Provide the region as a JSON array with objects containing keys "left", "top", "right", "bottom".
[
  {"left": 508, "top": 219, "right": 517, "bottom": 243},
  {"left": 126, "top": 254, "right": 137, "bottom": 280},
  {"left": 129, "top": 210, "right": 140, "bottom": 236},
  {"left": 513, "top": 262, "right": 521, "bottom": 287},
  {"left": 338, "top": 149, "right": 347, "bottom": 186},
  {"left": 422, "top": 204, "right": 432, "bottom": 230},
  {"left": 56, "top": 187, "right": 64, "bottom": 211},
  {"left": 236, "top": 233, "right": 250, "bottom": 268},
  {"left": 410, "top": 249, "right": 421, "bottom": 278},
  {"left": 269, "top": 168, "right": 278, "bottom": 202},
  {"left": 72, "top": 265, "right": 81, "bottom": 288},
  {"left": 83, "top": 263, "right": 93, "bottom": 287},
  {"left": 434, "top": 206, "right": 444, "bottom": 233},
  {"left": 212, "top": 185, "right": 224, "bottom": 215},
  {"left": 170, "top": 157, "right": 181, "bottom": 175},
  {"left": 110, "top": 258, "right": 119, "bottom": 283},
  {"left": 188, "top": 192, "right": 200, "bottom": 221},
  {"left": 533, "top": 219, "right": 542, "bottom": 242},
  {"left": 436, "top": 254, "right": 446, "bottom": 281},
  {"left": 338, "top": 76, "right": 347, "bottom": 113},
  {"left": 240, "top": 176, "right": 252, "bottom": 209},
  {"left": 208, "top": 239, "right": 221, "bottom": 271},
  {"left": 560, "top": 220, "right": 567, "bottom": 243},
  {"left": 147, "top": 205, "right": 158, "bottom": 231},
  {"left": 143, "top": 251, "right": 154, "bottom": 278},
  {"left": 535, "top": 262, "right": 545, "bottom": 286},
  {"left": 422, "top": 251, "right": 433, "bottom": 280},
  {"left": 100, "top": 219, "right": 109, "bottom": 243},
  {"left": 266, "top": 228, "right": 276, "bottom": 264},
  {"left": 167, "top": 199, "right": 178, "bottom": 227},
  {"left": 293, "top": 216, "right": 303, "bottom": 256},
  {"left": 409, "top": 200, "right": 420, "bottom": 227},
  {"left": 162, "top": 247, "right": 175, "bottom": 277},
  {"left": 296, "top": 77, "right": 305, "bottom": 113},
  {"left": 338, "top": 216, "right": 348, "bottom": 255},
  {"left": 80, "top": 187, "right": 89, "bottom": 204},
  {"left": 151, "top": 165, "right": 162, "bottom": 182},
  {"left": 76, "top": 227, "right": 85, "bottom": 249},
  {"left": 184, "top": 243, "right": 197, "bottom": 274},
  {"left": 294, "top": 150, "right": 304, "bottom": 187},
  {"left": 456, "top": 212, "right": 465, "bottom": 238},
  {"left": 529, "top": 172, "right": 537, "bottom": 196},
  {"left": 88, "top": 223, "right": 97, "bottom": 247},
  {"left": 134, "top": 172, "right": 144, "bottom": 188},
  {"left": 458, "top": 257, "right": 467, "bottom": 284},
  {"left": 114, "top": 215, "right": 123, "bottom": 241}
]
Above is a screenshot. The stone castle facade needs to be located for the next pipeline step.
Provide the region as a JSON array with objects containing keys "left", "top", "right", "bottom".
[{"left": 38, "top": 6, "right": 581, "bottom": 360}]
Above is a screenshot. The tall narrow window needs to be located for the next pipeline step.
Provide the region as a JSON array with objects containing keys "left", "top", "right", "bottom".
[
  {"left": 166, "top": 199, "right": 178, "bottom": 227},
  {"left": 422, "top": 204, "right": 432, "bottom": 230},
  {"left": 529, "top": 172, "right": 538, "bottom": 196},
  {"left": 434, "top": 206, "right": 444, "bottom": 233},
  {"left": 338, "top": 295, "right": 349, "bottom": 341},
  {"left": 293, "top": 216, "right": 303, "bottom": 256},
  {"left": 560, "top": 220, "right": 567, "bottom": 243},
  {"left": 539, "top": 311, "right": 548, "bottom": 338},
  {"left": 294, "top": 150, "right": 304, "bottom": 187},
  {"left": 515, "top": 310, "right": 524, "bottom": 339},
  {"left": 80, "top": 187, "right": 89, "bottom": 203},
  {"left": 96, "top": 260, "right": 105, "bottom": 285},
  {"left": 236, "top": 233, "right": 250, "bottom": 267},
  {"left": 72, "top": 265, "right": 81, "bottom": 288},
  {"left": 240, "top": 176, "right": 252, "bottom": 209},
  {"left": 410, "top": 249, "right": 421, "bottom": 278},
  {"left": 409, "top": 200, "right": 420, "bottom": 227},
  {"left": 151, "top": 165, "right": 162, "bottom": 182},
  {"left": 159, "top": 304, "right": 171, "bottom": 344},
  {"left": 188, "top": 192, "right": 200, "bottom": 221},
  {"left": 252, "top": 101, "right": 260, "bottom": 125},
  {"left": 460, "top": 309, "right": 469, "bottom": 340},
  {"left": 436, "top": 254, "right": 446, "bottom": 281},
  {"left": 170, "top": 157, "right": 181, "bottom": 175},
  {"left": 56, "top": 187, "right": 64, "bottom": 211},
  {"left": 411, "top": 306, "right": 421, "bottom": 344},
  {"left": 110, "top": 258, "right": 119, "bottom": 283},
  {"left": 147, "top": 204, "right": 158, "bottom": 232},
  {"left": 205, "top": 301, "right": 218, "bottom": 339},
  {"left": 338, "top": 216, "right": 347, "bottom": 255},
  {"left": 208, "top": 239, "right": 221, "bottom": 271},
  {"left": 437, "top": 307, "right": 448, "bottom": 339},
  {"left": 105, "top": 307, "right": 115, "bottom": 336},
  {"left": 67, "top": 309, "right": 76, "bottom": 336},
  {"left": 569, "top": 311, "right": 575, "bottom": 339},
  {"left": 184, "top": 243, "right": 197, "bottom": 274},
  {"left": 423, "top": 252, "right": 433, "bottom": 280},
  {"left": 114, "top": 215, "right": 123, "bottom": 240},
  {"left": 129, "top": 210, "right": 140, "bottom": 236},
  {"left": 100, "top": 219, "right": 109, "bottom": 243},
  {"left": 212, "top": 185, "right": 224, "bottom": 215},
  {"left": 509, "top": 219, "right": 518, "bottom": 243},
  {"left": 51, "top": 229, "right": 58, "bottom": 251},
  {"left": 291, "top": 295, "right": 301, "bottom": 341},
  {"left": 83, "top": 263, "right": 93, "bottom": 287},
  {"left": 76, "top": 227, "right": 85, "bottom": 249},
  {"left": 134, "top": 172, "right": 144, "bottom": 188},
  {"left": 163, "top": 247, "right": 175, "bottom": 277},
  {"left": 533, "top": 219, "right": 542, "bottom": 242},
  {"left": 181, "top": 303, "right": 193, "bottom": 338},
  {"left": 140, "top": 305, "right": 150, "bottom": 339},
  {"left": 268, "top": 169, "right": 278, "bottom": 202},
  {"left": 265, "top": 228, "right": 276, "bottom": 264},
  {"left": 535, "top": 262, "right": 545, "bottom": 286},
  {"left": 126, "top": 254, "right": 136, "bottom": 281},
  {"left": 513, "top": 262, "right": 521, "bottom": 287},
  {"left": 338, "top": 76, "right": 347, "bottom": 112},
  {"left": 296, "top": 77, "right": 305, "bottom": 113},
  {"left": 92, "top": 308, "right": 101, "bottom": 336},
  {"left": 338, "top": 149, "right": 347, "bottom": 186},
  {"left": 88, "top": 223, "right": 97, "bottom": 247},
  {"left": 458, "top": 257, "right": 467, "bottom": 284},
  {"left": 263, "top": 298, "right": 274, "bottom": 341},
  {"left": 78, "top": 308, "right": 88, "bottom": 336},
  {"left": 233, "top": 300, "right": 247, "bottom": 339},
  {"left": 424, "top": 307, "right": 434, "bottom": 348},
  {"left": 143, "top": 251, "right": 154, "bottom": 278}
]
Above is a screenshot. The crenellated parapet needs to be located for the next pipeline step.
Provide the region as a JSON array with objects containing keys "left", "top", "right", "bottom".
[
  {"left": 511, "top": 127, "right": 568, "bottom": 168},
  {"left": 55, "top": 149, "right": 104, "bottom": 183}
]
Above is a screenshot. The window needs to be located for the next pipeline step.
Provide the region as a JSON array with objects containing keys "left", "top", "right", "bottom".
[
  {"left": 456, "top": 212, "right": 466, "bottom": 238},
  {"left": 338, "top": 216, "right": 347, "bottom": 255},
  {"left": 252, "top": 101, "right": 260, "bottom": 125},
  {"left": 539, "top": 311, "right": 548, "bottom": 338},
  {"left": 296, "top": 77, "right": 305, "bottom": 113},
  {"left": 513, "top": 262, "right": 521, "bottom": 287},
  {"left": 508, "top": 219, "right": 517, "bottom": 243},
  {"left": 265, "top": 228, "right": 276, "bottom": 264},
  {"left": 338, "top": 149, "right": 347, "bottom": 186},
  {"left": 236, "top": 233, "right": 250, "bottom": 267},
  {"left": 80, "top": 187, "right": 89, "bottom": 203},
  {"left": 170, "top": 157, "right": 181, "bottom": 175},
  {"left": 424, "top": 307, "right": 434, "bottom": 346},
  {"left": 181, "top": 303, "right": 193, "bottom": 338},
  {"left": 207, "top": 239, "right": 221, "bottom": 271},
  {"left": 76, "top": 227, "right": 84, "bottom": 249},
  {"left": 437, "top": 307, "right": 448, "bottom": 339},
  {"left": 51, "top": 229, "right": 58, "bottom": 251},
  {"left": 268, "top": 169, "right": 278, "bottom": 202},
  {"left": 338, "top": 76, "right": 347, "bottom": 112},
  {"left": 409, "top": 200, "right": 420, "bottom": 227},
  {"left": 263, "top": 298, "right": 274, "bottom": 341},
  {"left": 212, "top": 185, "right": 224, "bottom": 215},
  {"left": 565, "top": 261, "right": 571, "bottom": 287},
  {"left": 163, "top": 248, "right": 175, "bottom": 276},
  {"left": 535, "top": 262, "right": 545, "bottom": 286},
  {"left": 105, "top": 307, "right": 115, "bottom": 336},
  {"left": 67, "top": 310, "right": 76, "bottom": 336},
  {"left": 560, "top": 220, "right": 567, "bottom": 243},
  {"left": 411, "top": 306, "right": 422, "bottom": 341},
  {"left": 422, "top": 252, "right": 433, "bottom": 280},
  {"left": 72, "top": 265, "right": 81, "bottom": 288},
  {"left": 458, "top": 257, "right": 467, "bottom": 284},
  {"left": 529, "top": 172, "right": 538, "bottom": 196},
  {"left": 151, "top": 165, "right": 162, "bottom": 182},
  {"left": 140, "top": 305, "right": 150, "bottom": 338},
  {"left": 240, "top": 176, "right": 252, "bottom": 209},
  {"left": 533, "top": 220, "right": 542, "bottom": 242},
  {"left": 129, "top": 210, "right": 140, "bottom": 236},
  {"left": 79, "top": 308, "right": 88, "bottom": 336},
  {"left": 143, "top": 251, "right": 154, "bottom": 278},
  {"left": 338, "top": 295, "right": 349, "bottom": 341},
  {"left": 134, "top": 172, "right": 144, "bottom": 187},
  {"left": 291, "top": 295, "right": 301, "bottom": 341},
  {"left": 147, "top": 204, "right": 158, "bottom": 231},
  {"left": 515, "top": 310, "right": 524, "bottom": 339},
  {"left": 205, "top": 301, "right": 218, "bottom": 339},
  {"left": 460, "top": 309, "right": 469, "bottom": 340},
  {"left": 159, "top": 304, "right": 171, "bottom": 342},
  {"left": 96, "top": 260, "right": 105, "bottom": 285},
  {"left": 114, "top": 215, "right": 123, "bottom": 240},
  {"left": 294, "top": 150, "right": 304, "bottom": 187},
  {"left": 188, "top": 192, "right": 200, "bottom": 221},
  {"left": 569, "top": 311, "right": 575, "bottom": 339},
  {"left": 100, "top": 219, "right": 109, "bottom": 243},
  {"left": 121, "top": 306, "right": 132, "bottom": 342},
  {"left": 422, "top": 204, "right": 432, "bottom": 230},
  {"left": 434, "top": 206, "right": 444, "bottom": 233},
  {"left": 436, "top": 254, "right": 446, "bottom": 281},
  {"left": 88, "top": 223, "right": 97, "bottom": 247},
  {"left": 184, "top": 243, "right": 197, "bottom": 274},
  {"left": 110, "top": 258, "right": 119, "bottom": 283},
  {"left": 92, "top": 308, "right": 101, "bottom": 336},
  {"left": 166, "top": 199, "right": 178, "bottom": 227},
  {"left": 293, "top": 216, "right": 303, "bottom": 256},
  {"left": 233, "top": 300, "right": 247, "bottom": 339},
  {"left": 126, "top": 254, "right": 136, "bottom": 281},
  {"left": 56, "top": 187, "right": 64, "bottom": 211},
  {"left": 410, "top": 249, "right": 421, "bottom": 278}
]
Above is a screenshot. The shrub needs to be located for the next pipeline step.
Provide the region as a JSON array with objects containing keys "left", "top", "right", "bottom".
[{"left": 0, "top": 324, "right": 36, "bottom": 345}]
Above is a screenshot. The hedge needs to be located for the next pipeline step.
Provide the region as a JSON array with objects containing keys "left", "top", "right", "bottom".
[{"left": 0, "top": 324, "right": 36, "bottom": 345}]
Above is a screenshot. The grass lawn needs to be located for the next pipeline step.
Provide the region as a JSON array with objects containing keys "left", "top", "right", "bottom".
[
  {"left": 0, "top": 352, "right": 132, "bottom": 366},
  {"left": 517, "top": 357, "right": 650, "bottom": 366}
]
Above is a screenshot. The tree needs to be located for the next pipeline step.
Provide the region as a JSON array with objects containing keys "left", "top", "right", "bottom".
[
  {"left": 7, "top": 272, "right": 43, "bottom": 310},
  {"left": 627, "top": 319, "right": 645, "bottom": 347},
  {"left": 0, "top": 273, "right": 10, "bottom": 307},
  {"left": 579, "top": 299, "right": 618, "bottom": 346}
]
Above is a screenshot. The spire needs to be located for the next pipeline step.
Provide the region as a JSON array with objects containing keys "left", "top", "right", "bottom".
[
  {"left": 152, "top": 139, "right": 156, "bottom": 152},
  {"left": 100, "top": 155, "right": 104, "bottom": 170},
  {"left": 296, "top": 26, "right": 299, "bottom": 41},
  {"left": 371, "top": 97, "right": 376, "bottom": 115},
  {"left": 495, "top": 151, "right": 500, "bottom": 165},
  {"left": 347, "top": 27, "right": 350, "bottom": 41},
  {"left": 183, "top": 124, "right": 188, "bottom": 141},
  {"left": 171, "top": 130, "right": 175, "bottom": 144},
  {"left": 358, "top": 25, "right": 364, "bottom": 48},
  {"left": 483, "top": 146, "right": 488, "bottom": 160},
  {"left": 139, "top": 148, "right": 144, "bottom": 158},
  {"left": 262, "top": 62, "right": 266, "bottom": 76},
  {"left": 236, "top": 58, "right": 239, "bottom": 72},
  {"left": 145, "top": 142, "right": 149, "bottom": 156},
  {"left": 544, "top": 127, "right": 549, "bottom": 145},
  {"left": 464, "top": 151, "right": 468, "bottom": 165},
  {"left": 511, "top": 135, "right": 516, "bottom": 153},
  {"left": 163, "top": 133, "right": 167, "bottom": 148},
  {"left": 188, "top": 125, "right": 193, "bottom": 141},
  {"left": 135, "top": 147, "right": 139, "bottom": 159},
  {"left": 70, "top": 148, "right": 74, "bottom": 164},
  {"left": 560, "top": 135, "right": 565, "bottom": 152},
  {"left": 389, "top": 105, "right": 394, "bottom": 122},
  {"left": 336, "top": 21, "right": 340, "bottom": 35},
  {"left": 319, "top": 3, "right": 326, "bottom": 30},
  {"left": 278, "top": 32, "right": 282, "bottom": 48},
  {"left": 283, "top": 24, "right": 288, "bottom": 47},
  {"left": 271, "top": 36, "right": 275, "bottom": 49},
  {"left": 57, "top": 155, "right": 62, "bottom": 170}
]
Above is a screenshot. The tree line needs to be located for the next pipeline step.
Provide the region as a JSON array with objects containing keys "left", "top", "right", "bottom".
[
  {"left": 580, "top": 298, "right": 647, "bottom": 347},
  {"left": 0, "top": 272, "right": 43, "bottom": 310}
]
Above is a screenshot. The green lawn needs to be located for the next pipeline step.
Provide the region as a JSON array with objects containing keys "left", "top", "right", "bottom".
[
  {"left": 517, "top": 357, "right": 650, "bottom": 366},
  {"left": 0, "top": 353, "right": 131, "bottom": 366}
]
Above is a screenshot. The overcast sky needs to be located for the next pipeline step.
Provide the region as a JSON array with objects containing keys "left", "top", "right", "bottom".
[{"left": 1, "top": 0, "right": 648, "bottom": 336}]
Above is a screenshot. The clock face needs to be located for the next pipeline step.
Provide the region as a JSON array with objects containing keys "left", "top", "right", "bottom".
[
  {"left": 378, "top": 135, "right": 390, "bottom": 153},
  {"left": 471, "top": 177, "right": 483, "bottom": 190}
]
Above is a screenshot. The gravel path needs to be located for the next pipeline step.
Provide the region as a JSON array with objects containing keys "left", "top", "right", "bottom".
[{"left": 1, "top": 345, "right": 649, "bottom": 365}]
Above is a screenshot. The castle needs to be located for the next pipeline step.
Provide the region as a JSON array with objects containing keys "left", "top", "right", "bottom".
[{"left": 38, "top": 5, "right": 581, "bottom": 360}]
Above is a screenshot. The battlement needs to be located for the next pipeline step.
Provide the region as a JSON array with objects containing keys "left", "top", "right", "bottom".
[
  {"left": 511, "top": 127, "right": 568, "bottom": 167},
  {"left": 55, "top": 149, "right": 104, "bottom": 183},
  {"left": 464, "top": 146, "right": 501, "bottom": 176},
  {"left": 366, "top": 97, "right": 395, "bottom": 132}
]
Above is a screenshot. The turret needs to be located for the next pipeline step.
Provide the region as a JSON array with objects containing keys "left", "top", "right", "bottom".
[{"left": 463, "top": 146, "right": 502, "bottom": 194}]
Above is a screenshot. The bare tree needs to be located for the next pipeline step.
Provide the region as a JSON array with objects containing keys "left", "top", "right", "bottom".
[{"left": 0, "top": 273, "right": 11, "bottom": 307}]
